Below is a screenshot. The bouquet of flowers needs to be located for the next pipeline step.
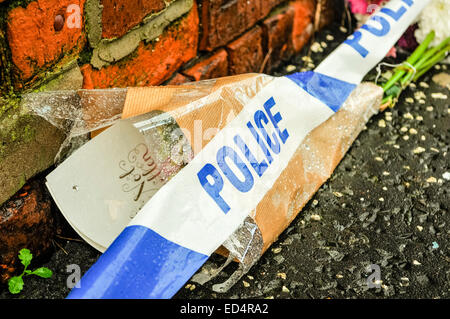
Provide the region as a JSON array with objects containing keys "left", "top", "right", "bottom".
[
  {"left": 380, "top": 30, "right": 449, "bottom": 110},
  {"left": 347, "top": 0, "right": 450, "bottom": 109}
]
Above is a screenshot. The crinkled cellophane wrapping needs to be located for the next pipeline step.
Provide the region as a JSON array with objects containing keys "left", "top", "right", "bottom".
[{"left": 23, "top": 73, "right": 382, "bottom": 293}]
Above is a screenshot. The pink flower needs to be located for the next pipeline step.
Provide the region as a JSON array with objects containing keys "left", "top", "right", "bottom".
[
  {"left": 386, "top": 47, "right": 397, "bottom": 58},
  {"left": 347, "top": 0, "right": 386, "bottom": 15},
  {"left": 347, "top": 0, "right": 369, "bottom": 14}
]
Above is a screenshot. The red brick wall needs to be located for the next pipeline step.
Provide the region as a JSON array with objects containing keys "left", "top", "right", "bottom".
[
  {"left": 0, "top": 0, "right": 333, "bottom": 93},
  {"left": 6, "top": 0, "right": 86, "bottom": 86}
]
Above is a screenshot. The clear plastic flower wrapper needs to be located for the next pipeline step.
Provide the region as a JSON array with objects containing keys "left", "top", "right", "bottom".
[
  {"left": 22, "top": 0, "right": 430, "bottom": 299},
  {"left": 25, "top": 77, "right": 382, "bottom": 291}
]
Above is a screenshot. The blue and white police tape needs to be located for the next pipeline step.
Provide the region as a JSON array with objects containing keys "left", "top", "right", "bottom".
[
  {"left": 67, "top": 0, "right": 430, "bottom": 299},
  {"left": 67, "top": 72, "right": 355, "bottom": 299}
]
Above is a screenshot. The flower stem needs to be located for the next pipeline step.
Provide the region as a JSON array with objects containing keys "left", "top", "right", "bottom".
[
  {"left": 400, "top": 38, "right": 450, "bottom": 85},
  {"left": 413, "top": 48, "right": 449, "bottom": 81},
  {"left": 414, "top": 36, "right": 450, "bottom": 69},
  {"left": 382, "top": 31, "right": 435, "bottom": 92}
]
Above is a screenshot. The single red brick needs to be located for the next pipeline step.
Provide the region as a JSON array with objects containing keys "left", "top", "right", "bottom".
[
  {"left": 226, "top": 26, "right": 264, "bottom": 75},
  {"left": 260, "top": 0, "right": 285, "bottom": 18},
  {"left": 182, "top": 49, "right": 228, "bottom": 81},
  {"left": 238, "top": 0, "right": 261, "bottom": 31},
  {"left": 200, "top": 0, "right": 284, "bottom": 51},
  {"left": 290, "top": 0, "right": 315, "bottom": 52},
  {"left": 101, "top": 0, "right": 167, "bottom": 39},
  {"left": 166, "top": 73, "right": 192, "bottom": 85},
  {"left": 262, "top": 5, "right": 295, "bottom": 72},
  {"left": 200, "top": 0, "right": 242, "bottom": 51},
  {"left": 7, "top": 0, "right": 86, "bottom": 81},
  {"left": 82, "top": 4, "right": 198, "bottom": 89},
  {"left": 0, "top": 180, "right": 55, "bottom": 283}
]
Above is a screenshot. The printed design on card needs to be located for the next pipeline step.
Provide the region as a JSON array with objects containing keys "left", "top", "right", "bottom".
[{"left": 119, "top": 143, "right": 162, "bottom": 202}]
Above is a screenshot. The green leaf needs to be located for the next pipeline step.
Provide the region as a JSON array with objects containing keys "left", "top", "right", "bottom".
[
  {"left": 8, "top": 276, "right": 24, "bottom": 294},
  {"left": 385, "top": 85, "right": 401, "bottom": 97},
  {"left": 18, "top": 249, "right": 32, "bottom": 268},
  {"left": 30, "top": 267, "right": 53, "bottom": 278}
]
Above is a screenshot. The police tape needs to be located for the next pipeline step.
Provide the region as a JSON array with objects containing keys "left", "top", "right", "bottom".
[{"left": 64, "top": 0, "right": 430, "bottom": 299}]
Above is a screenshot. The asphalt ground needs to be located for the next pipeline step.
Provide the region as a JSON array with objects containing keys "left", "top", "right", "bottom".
[{"left": 0, "top": 19, "right": 448, "bottom": 300}]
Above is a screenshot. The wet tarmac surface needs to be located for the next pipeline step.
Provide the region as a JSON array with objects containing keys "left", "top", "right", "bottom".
[{"left": 1, "top": 20, "right": 448, "bottom": 300}]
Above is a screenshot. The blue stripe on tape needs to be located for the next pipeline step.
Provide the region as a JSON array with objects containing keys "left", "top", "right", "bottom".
[
  {"left": 67, "top": 225, "right": 209, "bottom": 299},
  {"left": 286, "top": 71, "right": 357, "bottom": 112}
]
